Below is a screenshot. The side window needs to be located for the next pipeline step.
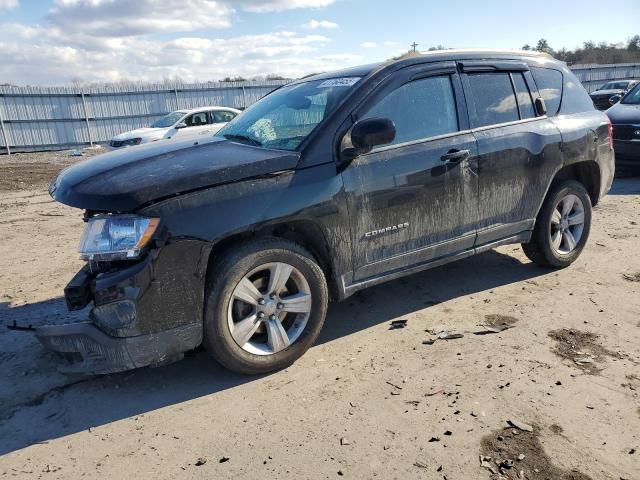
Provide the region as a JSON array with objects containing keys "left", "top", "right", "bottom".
[
  {"left": 512, "top": 73, "right": 536, "bottom": 120},
  {"left": 560, "top": 69, "right": 595, "bottom": 114},
  {"left": 185, "top": 112, "right": 209, "bottom": 127},
  {"left": 467, "top": 73, "right": 519, "bottom": 127},
  {"left": 213, "top": 111, "right": 236, "bottom": 123},
  {"left": 530, "top": 67, "right": 563, "bottom": 116},
  {"left": 361, "top": 76, "right": 459, "bottom": 146}
]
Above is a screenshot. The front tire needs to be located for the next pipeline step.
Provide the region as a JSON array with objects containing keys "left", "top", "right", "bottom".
[
  {"left": 522, "top": 180, "right": 592, "bottom": 268},
  {"left": 203, "top": 237, "right": 328, "bottom": 374}
]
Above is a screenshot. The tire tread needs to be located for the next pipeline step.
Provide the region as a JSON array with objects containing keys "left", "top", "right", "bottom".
[{"left": 203, "top": 237, "right": 328, "bottom": 375}]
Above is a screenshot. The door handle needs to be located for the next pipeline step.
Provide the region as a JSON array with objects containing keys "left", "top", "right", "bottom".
[{"left": 440, "top": 149, "right": 470, "bottom": 164}]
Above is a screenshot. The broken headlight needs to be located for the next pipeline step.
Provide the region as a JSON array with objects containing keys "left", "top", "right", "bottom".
[{"left": 78, "top": 215, "right": 160, "bottom": 261}]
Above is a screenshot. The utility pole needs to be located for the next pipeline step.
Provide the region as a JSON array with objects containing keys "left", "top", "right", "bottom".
[
  {"left": 411, "top": 41, "right": 419, "bottom": 53},
  {"left": 80, "top": 91, "right": 93, "bottom": 148}
]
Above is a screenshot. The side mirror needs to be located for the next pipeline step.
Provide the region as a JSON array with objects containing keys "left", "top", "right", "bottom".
[
  {"left": 609, "top": 95, "right": 622, "bottom": 106},
  {"left": 534, "top": 97, "right": 547, "bottom": 116},
  {"left": 350, "top": 117, "right": 396, "bottom": 151},
  {"left": 175, "top": 122, "right": 187, "bottom": 129}
]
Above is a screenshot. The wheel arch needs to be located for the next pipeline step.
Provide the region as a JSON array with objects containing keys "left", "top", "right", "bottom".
[
  {"left": 205, "top": 220, "right": 339, "bottom": 301},
  {"left": 550, "top": 160, "right": 601, "bottom": 206}
]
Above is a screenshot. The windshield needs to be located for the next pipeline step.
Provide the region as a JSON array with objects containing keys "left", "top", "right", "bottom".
[
  {"left": 151, "top": 111, "right": 186, "bottom": 128},
  {"left": 601, "top": 81, "right": 629, "bottom": 90},
  {"left": 217, "top": 77, "right": 361, "bottom": 151},
  {"left": 621, "top": 83, "right": 640, "bottom": 104}
]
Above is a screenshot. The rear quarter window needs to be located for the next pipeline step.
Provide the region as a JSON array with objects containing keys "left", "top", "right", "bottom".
[
  {"left": 560, "top": 69, "right": 596, "bottom": 114},
  {"left": 531, "top": 67, "right": 563, "bottom": 116}
]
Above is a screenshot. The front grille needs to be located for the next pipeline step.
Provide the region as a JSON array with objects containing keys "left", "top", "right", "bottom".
[
  {"left": 591, "top": 94, "right": 613, "bottom": 110},
  {"left": 110, "top": 140, "right": 124, "bottom": 148},
  {"left": 612, "top": 125, "right": 640, "bottom": 141}
]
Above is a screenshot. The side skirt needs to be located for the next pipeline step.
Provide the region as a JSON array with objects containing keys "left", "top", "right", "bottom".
[{"left": 339, "top": 231, "right": 532, "bottom": 299}]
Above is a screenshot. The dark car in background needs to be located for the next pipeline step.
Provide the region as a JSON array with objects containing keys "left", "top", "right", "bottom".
[
  {"left": 590, "top": 79, "right": 639, "bottom": 110},
  {"left": 38, "top": 50, "right": 614, "bottom": 375},
  {"left": 607, "top": 82, "right": 640, "bottom": 171}
]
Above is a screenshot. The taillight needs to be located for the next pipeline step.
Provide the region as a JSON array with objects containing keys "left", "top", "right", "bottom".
[{"left": 607, "top": 119, "right": 613, "bottom": 150}]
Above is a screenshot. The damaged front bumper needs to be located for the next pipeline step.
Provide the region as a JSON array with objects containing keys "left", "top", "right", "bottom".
[
  {"left": 22, "top": 240, "right": 210, "bottom": 375},
  {"left": 35, "top": 321, "right": 201, "bottom": 375}
]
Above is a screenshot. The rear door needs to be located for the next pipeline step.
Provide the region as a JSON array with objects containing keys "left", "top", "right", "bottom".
[
  {"left": 460, "top": 62, "right": 563, "bottom": 246},
  {"left": 341, "top": 62, "right": 480, "bottom": 282}
]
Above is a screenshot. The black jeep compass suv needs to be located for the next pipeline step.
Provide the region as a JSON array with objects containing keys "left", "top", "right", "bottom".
[{"left": 42, "top": 50, "right": 614, "bottom": 375}]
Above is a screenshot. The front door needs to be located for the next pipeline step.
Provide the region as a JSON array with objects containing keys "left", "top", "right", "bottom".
[
  {"left": 341, "top": 64, "right": 480, "bottom": 283},
  {"left": 170, "top": 111, "right": 212, "bottom": 140}
]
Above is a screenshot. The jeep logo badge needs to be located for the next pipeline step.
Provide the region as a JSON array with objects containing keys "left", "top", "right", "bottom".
[{"left": 635, "top": 130, "right": 640, "bottom": 136}]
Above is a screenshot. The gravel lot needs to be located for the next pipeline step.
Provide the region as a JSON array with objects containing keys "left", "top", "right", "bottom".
[{"left": 0, "top": 151, "right": 639, "bottom": 479}]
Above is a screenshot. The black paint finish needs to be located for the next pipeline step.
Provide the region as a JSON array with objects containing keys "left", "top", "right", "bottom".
[
  {"left": 606, "top": 97, "right": 640, "bottom": 167},
  {"left": 50, "top": 136, "right": 300, "bottom": 212},
  {"left": 44, "top": 50, "right": 614, "bottom": 373}
]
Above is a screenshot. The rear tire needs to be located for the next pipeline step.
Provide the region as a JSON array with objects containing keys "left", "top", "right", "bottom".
[
  {"left": 522, "top": 180, "right": 592, "bottom": 268},
  {"left": 203, "top": 237, "right": 328, "bottom": 375}
]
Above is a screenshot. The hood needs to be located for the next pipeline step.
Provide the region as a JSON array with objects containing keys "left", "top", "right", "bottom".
[
  {"left": 50, "top": 137, "right": 300, "bottom": 212},
  {"left": 606, "top": 102, "right": 640, "bottom": 124},
  {"left": 591, "top": 89, "right": 624, "bottom": 97},
  {"left": 112, "top": 128, "right": 167, "bottom": 141}
]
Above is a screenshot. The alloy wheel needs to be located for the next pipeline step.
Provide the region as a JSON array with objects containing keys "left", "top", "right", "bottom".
[
  {"left": 549, "top": 193, "right": 585, "bottom": 255},
  {"left": 227, "top": 262, "right": 312, "bottom": 355}
]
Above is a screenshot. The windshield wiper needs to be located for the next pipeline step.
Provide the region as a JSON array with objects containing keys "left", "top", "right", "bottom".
[{"left": 222, "top": 133, "right": 262, "bottom": 147}]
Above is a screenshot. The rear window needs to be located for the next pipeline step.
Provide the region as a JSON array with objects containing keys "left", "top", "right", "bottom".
[
  {"left": 467, "top": 73, "right": 519, "bottom": 127},
  {"left": 602, "top": 81, "right": 631, "bottom": 90},
  {"left": 531, "top": 67, "right": 563, "bottom": 116},
  {"left": 213, "top": 110, "right": 236, "bottom": 123}
]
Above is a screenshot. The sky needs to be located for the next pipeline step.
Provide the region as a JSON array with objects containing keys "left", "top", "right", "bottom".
[{"left": 0, "top": 0, "right": 638, "bottom": 86}]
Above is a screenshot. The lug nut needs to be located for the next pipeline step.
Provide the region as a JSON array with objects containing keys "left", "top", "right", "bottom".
[
  {"left": 269, "top": 315, "right": 277, "bottom": 321},
  {"left": 270, "top": 294, "right": 277, "bottom": 300},
  {"left": 258, "top": 298, "right": 266, "bottom": 305},
  {"left": 257, "top": 312, "right": 265, "bottom": 319},
  {"left": 277, "top": 303, "right": 284, "bottom": 309}
]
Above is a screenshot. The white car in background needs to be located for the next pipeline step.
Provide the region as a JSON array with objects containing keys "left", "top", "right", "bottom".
[{"left": 108, "top": 107, "right": 241, "bottom": 149}]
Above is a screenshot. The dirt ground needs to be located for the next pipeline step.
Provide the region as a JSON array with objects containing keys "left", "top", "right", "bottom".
[{"left": 0, "top": 151, "right": 639, "bottom": 480}]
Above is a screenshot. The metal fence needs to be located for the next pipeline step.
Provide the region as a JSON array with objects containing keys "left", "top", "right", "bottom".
[
  {"left": 571, "top": 63, "right": 640, "bottom": 93},
  {"left": 0, "top": 80, "right": 288, "bottom": 154},
  {"left": 1, "top": 63, "right": 640, "bottom": 155}
]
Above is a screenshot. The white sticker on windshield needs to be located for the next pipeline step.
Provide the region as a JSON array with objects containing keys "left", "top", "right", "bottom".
[{"left": 317, "top": 77, "right": 360, "bottom": 88}]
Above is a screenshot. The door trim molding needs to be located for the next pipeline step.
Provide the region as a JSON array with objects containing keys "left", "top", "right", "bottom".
[{"left": 341, "top": 231, "right": 531, "bottom": 299}]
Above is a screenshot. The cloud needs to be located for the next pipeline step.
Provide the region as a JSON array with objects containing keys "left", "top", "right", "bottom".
[
  {"left": 238, "top": 0, "right": 335, "bottom": 12},
  {"left": 0, "top": 0, "right": 352, "bottom": 85},
  {"left": 46, "top": 0, "right": 338, "bottom": 37},
  {"left": 0, "top": 26, "right": 358, "bottom": 85},
  {"left": 48, "top": 0, "right": 233, "bottom": 36},
  {"left": 0, "top": 0, "right": 18, "bottom": 11},
  {"left": 360, "top": 42, "right": 376, "bottom": 48},
  {"left": 302, "top": 19, "right": 338, "bottom": 29}
]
